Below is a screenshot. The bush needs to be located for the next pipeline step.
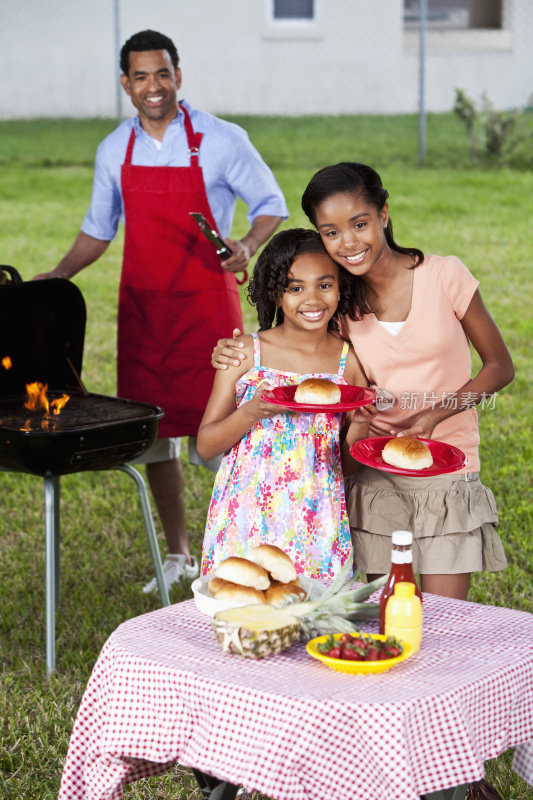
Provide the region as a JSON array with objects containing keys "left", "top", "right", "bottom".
[{"left": 453, "top": 88, "right": 533, "bottom": 169}]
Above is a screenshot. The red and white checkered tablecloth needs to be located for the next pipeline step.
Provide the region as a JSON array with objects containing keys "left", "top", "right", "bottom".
[{"left": 58, "top": 593, "right": 533, "bottom": 800}]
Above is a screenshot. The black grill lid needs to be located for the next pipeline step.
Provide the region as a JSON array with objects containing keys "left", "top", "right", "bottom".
[{"left": 0, "top": 266, "right": 85, "bottom": 396}]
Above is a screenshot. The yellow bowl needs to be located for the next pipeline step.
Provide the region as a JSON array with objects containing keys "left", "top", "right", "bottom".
[{"left": 306, "top": 632, "right": 412, "bottom": 674}]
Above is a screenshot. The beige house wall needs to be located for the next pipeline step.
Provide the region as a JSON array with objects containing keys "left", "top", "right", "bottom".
[{"left": 1, "top": 0, "right": 531, "bottom": 119}]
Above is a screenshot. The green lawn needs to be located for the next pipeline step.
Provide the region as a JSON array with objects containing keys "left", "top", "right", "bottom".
[{"left": 0, "top": 114, "right": 532, "bottom": 799}]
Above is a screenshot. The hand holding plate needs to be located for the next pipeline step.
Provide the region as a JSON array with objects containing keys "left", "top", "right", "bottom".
[{"left": 264, "top": 385, "right": 376, "bottom": 413}]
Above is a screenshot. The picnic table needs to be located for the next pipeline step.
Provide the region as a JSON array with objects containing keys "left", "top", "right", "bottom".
[{"left": 58, "top": 591, "right": 533, "bottom": 800}]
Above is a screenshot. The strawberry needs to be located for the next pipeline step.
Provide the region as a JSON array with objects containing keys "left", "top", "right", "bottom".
[
  {"left": 342, "top": 647, "right": 363, "bottom": 661},
  {"left": 385, "top": 646, "right": 402, "bottom": 658},
  {"left": 317, "top": 635, "right": 336, "bottom": 654},
  {"left": 365, "top": 646, "right": 380, "bottom": 661}
]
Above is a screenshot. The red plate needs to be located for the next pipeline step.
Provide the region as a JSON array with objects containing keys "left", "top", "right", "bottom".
[
  {"left": 349, "top": 436, "right": 466, "bottom": 476},
  {"left": 263, "top": 385, "right": 376, "bottom": 412}
]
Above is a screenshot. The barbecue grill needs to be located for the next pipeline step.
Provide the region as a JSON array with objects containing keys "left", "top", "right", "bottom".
[{"left": 0, "top": 265, "right": 170, "bottom": 672}]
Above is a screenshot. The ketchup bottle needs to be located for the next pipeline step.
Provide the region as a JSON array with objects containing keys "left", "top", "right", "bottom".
[{"left": 379, "top": 530, "right": 422, "bottom": 634}]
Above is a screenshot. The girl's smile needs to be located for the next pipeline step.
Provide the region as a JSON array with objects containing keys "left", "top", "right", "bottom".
[
  {"left": 343, "top": 248, "right": 369, "bottom": 266},
  {"left": 313, "top": 191, "right": 389, "bottom": 276},
  {"left": 299, "top": 308, "right": 326, "bottom": 322},
  {"left": 279, "top": 252, "right": 340, "bottom": 330}
]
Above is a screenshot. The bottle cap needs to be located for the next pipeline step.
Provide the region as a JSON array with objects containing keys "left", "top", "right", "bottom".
[
  {"left": 394, "top": 581, "right": 415, "bottom": 597},
  {"left": 391, "top": 530, "right": 413, "bottom": 546}
]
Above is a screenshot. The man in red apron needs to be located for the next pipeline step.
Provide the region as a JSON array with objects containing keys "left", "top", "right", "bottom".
[{"left": 34, "top": 30, "right": 287, "bottom": 592}]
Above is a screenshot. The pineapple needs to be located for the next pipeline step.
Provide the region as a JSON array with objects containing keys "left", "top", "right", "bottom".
[
  {"left": 212, "top": 555, "right": 386, "bottom": 659},
  {"left": 212, "top": 605, "right": 301, "bottom": 658}
]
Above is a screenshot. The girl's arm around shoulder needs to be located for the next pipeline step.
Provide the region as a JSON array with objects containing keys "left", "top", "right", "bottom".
[
  {"left": 211, "top": 328, "right": 247, "bottom": 369},
  {"left": 197, "top": 334, "right": 283, "bottom": 462}
]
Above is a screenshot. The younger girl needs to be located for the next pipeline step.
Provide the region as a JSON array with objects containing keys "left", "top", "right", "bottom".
[
  {"left": 213, "top": 163, "right": 514, "bottom": 600},
  {"left": 197, "top": 229, "right": 368, "bottom": 581}
]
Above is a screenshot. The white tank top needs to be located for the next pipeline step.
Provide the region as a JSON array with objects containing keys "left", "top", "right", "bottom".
[{"left": 377, "top": 319, "right": 405, "bottom": 336}]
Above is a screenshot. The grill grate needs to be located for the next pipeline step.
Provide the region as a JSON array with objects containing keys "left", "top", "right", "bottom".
[{"left": 0, "top": 393, "right": 162, "bottom": 432}]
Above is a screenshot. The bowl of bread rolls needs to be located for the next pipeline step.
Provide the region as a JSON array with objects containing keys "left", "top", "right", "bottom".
[{"left": 192, "top": 544, "right": 318, "bottom": 617}]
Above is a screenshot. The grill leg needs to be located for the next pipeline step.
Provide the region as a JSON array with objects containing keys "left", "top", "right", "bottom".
[
  {"left": 53, "top": 476, "right": 60, "bottom": 603},
  {"left": 116, "top": 464, "right": 170, "bottom": 607},
  {"left": 44, "top": 472, "right": 60, "bottom": 674},
  {"left": 191, "top": 769, "right": 239, "bottom": 800},
  {"left": 422, "top": 784, "right": 469, "bottom": 800}
]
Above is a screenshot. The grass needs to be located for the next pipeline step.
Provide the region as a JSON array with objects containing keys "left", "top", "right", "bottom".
[{"left": 0, "top": 113, "right": 532, "bottom": 799}]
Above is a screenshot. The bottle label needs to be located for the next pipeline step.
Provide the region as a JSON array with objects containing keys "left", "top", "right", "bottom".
[{"left": 391, "top": 551, "right": 413, "bottom": 564}]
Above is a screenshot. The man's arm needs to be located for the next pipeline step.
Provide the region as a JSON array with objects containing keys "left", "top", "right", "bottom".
[
  {"left": 222, "top": 215, "right": 283, "bottom": 275},
  {"left": 33, "top": 232, "right": 111, "bottom": 280}
]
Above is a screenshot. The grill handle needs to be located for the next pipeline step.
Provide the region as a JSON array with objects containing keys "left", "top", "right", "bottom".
[{"left": 0, "top": 265, "right": 23, "bottom": 284}]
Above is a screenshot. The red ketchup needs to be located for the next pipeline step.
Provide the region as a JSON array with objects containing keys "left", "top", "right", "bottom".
[{"left": 379, "top": 530, "right": 423, "bottom": 634}]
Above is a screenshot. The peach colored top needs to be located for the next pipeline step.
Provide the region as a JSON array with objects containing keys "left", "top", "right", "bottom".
[{"left": 343, "top": 254, "right": 480, "bottom": 472}]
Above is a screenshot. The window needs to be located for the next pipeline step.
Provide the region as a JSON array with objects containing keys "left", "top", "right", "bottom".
[
  {"left": 403, "top": 0, "right": 509, "bottom": 53},
  {"left": 273, "top": 0, "right": 314, "bottom": 21},
  {"left": 265, "top": 0, "right": 320, "bottom": 42},
  {"left": 404, "top": 0, "right": 503, "bottom": 31}
]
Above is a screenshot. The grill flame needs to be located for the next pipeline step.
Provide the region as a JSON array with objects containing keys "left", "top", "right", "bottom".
[
  {"left": 1, "top": 355, "right": 12, "bottom": 370},
  {"left": 24, "top": 382, "right": 70, "bottom": 416},
  {"left": 51, "top": 394, "right": 70, "bottom": 415}
]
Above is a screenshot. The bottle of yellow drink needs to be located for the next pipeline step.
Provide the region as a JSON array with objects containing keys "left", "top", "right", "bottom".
[{"left": 384, "top": 581, "right": 423, "bottom": 654}]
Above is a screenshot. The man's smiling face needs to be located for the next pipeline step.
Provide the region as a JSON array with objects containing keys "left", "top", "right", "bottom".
[{"left": 120, "top": 49, "right": 181, "bottom": 128}]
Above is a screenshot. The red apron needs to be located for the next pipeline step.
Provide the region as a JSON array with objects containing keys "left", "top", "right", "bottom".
[{"left": 118, "top": 104, "right": 243, "bottom": 437}]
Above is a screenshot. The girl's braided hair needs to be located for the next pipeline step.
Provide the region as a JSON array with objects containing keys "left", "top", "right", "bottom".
[{"left": 247, "top": 228, "right": 353, "bottom": 332}]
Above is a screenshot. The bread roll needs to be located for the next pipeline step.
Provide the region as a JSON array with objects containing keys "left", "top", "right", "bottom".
[
  {"left": 212, "top": 582, "right": 266, "bottom": 605},
  {"left": 215, "top": 556, "right": 270, "bottom": 590},
  {"left": 294, "top": 378, "right": 341, "bottom": 405},
  {"left": 207, "top": 577, "right": 231, "bottom": 597},
  {"left": 245, "top": 544, "right": 297, "bottom": 583},
  {"left": 382, "top": 436, "right": 433, "bottom": 470},
  {"left": 265, "top": 580, "right": 306, "bottom": 607}
]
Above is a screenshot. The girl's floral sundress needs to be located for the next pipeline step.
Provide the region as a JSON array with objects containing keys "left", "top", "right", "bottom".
[{"left": 201, "top": 333, "right": 352, "bottom": 581}]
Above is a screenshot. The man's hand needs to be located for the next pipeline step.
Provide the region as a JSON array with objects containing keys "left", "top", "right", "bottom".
[
  {"left": 221, "top": 239, "right": 251, "bottom": 274},
  {"left": 220, "top": 214, "right": 284, "bottom": 279},
  {"left": 33, "top": 270, "right": 59, "bottom": 281},
  {"left": 31, "top": 232, "right": 111, "bottom": 282}
]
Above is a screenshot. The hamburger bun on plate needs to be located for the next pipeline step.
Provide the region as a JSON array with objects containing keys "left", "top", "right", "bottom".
[
  {"left": 294, "top": 378, "right": 341, "bottom": 405},
  {"left": 382, "top": 436, "right": 434, "bottom": 470}
]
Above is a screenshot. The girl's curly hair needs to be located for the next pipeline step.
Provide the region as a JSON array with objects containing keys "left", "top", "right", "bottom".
[{"left": 247, "top": 228, "right": 354, "bottom": 332}]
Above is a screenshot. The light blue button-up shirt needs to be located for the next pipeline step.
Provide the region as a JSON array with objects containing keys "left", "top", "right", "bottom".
[{"left": 81, "top": 100, "right": 289, "bottom": 242}]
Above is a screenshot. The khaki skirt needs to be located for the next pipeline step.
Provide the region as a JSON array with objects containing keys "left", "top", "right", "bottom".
[{"left": 345, "top": 467, "right": 507, "bottom": 575}]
